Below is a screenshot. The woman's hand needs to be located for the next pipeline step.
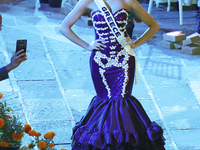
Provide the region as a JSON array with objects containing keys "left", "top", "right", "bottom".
[
  {"left": 119, "top": 37, "right": 137, "bottom": 49},
  {"left": 87, "top": 39, "right": 107, "bottom": 51}
]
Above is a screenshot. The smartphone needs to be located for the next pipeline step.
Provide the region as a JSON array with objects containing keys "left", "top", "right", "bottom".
[{"left": 16, "top": 39, "right": 27, "bottom": 54}]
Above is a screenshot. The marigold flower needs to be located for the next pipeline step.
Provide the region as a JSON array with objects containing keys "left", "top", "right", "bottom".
[
  {"left": 12, "top": 133, "right": 23, "bottom": 141},
  {"left": 0, "top": 118, "right": 4, "bottom": 128},
  {"left": 23, "top": 124, "right": 32, "bottom": 133},
  {"left": 12, "top": 133, "right": 23, "bottom": 140},
  {"left": 28, "top": 130, "right": 36, "bottom": 136},
  {"left": 50, "top": 132, "right": 56, "bottom": 138},
  {"left": 35, "top": 132, "right": 41, "bottom": 137},
  {"left": 0, "top": 141, "right": 9, "bottom": 147},
  {"left": 44, "top": 132, "right": 52, "bottom": 139},
  {"left": 0, "top": 93, "right": 3, "bottom": 99},
  {"left": 61, "top": 149, "right": 66, "bottom": 150},
  {"left": 0, "top": 142, "right": 4, "bottom": 146},
  {"left": 37, "top": 141, "right": 47, "bottom": 149},
  {"left": 6, "top": 115, "right": 11, "bottom": 119},
  {"left": 4, "top": 142, "right": 9, "bottom": 147},
  {"left": 48, "top": 143, "right": 54, "bottom": 147},
  {"left": 28, "top": 143, "right": 34, "bottom": 149}
]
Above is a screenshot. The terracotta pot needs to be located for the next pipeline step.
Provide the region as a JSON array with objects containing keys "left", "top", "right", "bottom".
[
  {"left": 48, "top": 0, "right": 62, "bottom": 7},
  {"left": 126, "top": 24, "right": 135, "bottom": 38}
]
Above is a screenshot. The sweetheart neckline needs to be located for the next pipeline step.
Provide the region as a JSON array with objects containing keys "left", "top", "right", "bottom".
[{"left": 91, "top": 8, "right": 128, "bottom": 17}]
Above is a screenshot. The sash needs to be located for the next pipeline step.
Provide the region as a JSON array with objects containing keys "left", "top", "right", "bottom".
[{"left": 94, "top": 0, "right": 137, "bottom": 84}]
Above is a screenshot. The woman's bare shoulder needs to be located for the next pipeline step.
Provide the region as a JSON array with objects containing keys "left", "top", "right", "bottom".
[{"left": 123, "top": 0, "right": 138, "bottom": 9}]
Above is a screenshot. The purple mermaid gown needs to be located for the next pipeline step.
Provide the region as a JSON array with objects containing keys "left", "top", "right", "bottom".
[{"left": 71, "top": 9, "right": 165, "bottom": 150}]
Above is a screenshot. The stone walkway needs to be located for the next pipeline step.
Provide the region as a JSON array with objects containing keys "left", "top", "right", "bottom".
[{"left": 0, "top": 0, "right": 200, "bottom": 149}]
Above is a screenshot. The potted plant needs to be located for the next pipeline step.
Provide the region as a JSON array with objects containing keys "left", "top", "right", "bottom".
[
  {"left": 48, "top": 0, "right": 62, "bottom": 8},
  {"left": 0, "top": 93, "right": 24, "bottom": 150},
  {"left": 126, "top": 10, "right": 142, "bottom": 38}
]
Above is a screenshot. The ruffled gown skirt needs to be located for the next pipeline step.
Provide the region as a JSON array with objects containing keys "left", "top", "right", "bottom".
[{"left": 71, "top": 50, "right": 165, "bottom": 150}]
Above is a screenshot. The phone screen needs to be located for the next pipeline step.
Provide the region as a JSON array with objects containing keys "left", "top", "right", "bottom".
[{"left": 16, "top": 39, "right": 27, "bottom": 53}]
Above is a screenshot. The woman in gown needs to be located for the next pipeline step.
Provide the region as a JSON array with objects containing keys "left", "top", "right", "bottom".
[{"left": 60, "top": 0, "right": 165, "bottom": 149}]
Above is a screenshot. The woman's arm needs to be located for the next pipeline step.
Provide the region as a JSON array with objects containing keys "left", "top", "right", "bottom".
[
  {"left": 60, "top": 0, "right": 92, "bottom": 50},
  {"left": 125, "top": 0, "right": 159, "bottom": 48}
]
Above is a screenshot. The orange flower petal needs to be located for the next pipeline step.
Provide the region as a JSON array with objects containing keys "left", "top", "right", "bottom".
[
  {"left": 37, "top": 141, "right": 47, "bottom": 149},
  {"left": 44, "top": 132, "right": 52, "bottom": 139},
  {"left": 0, "top": 118, "right": 4, "bottom": 128},
  {"left": 23, "top": 124, "right": 32, "bottom": 133},
  {"left": 6, "top": 115, "right": 11, "bottom": 119},
  {"left": 0, "top": 142, "right": 4, "bottom": 146},
  {"left": 3, "top": 142, "right": 9, "bottom": 147},
  {"left": 51, "top": 132, "right": 56, "bottom": 138},
  {"left": 12, "top": 133, "right": 23, "bottom": 141},
  {"left": 48, "top": 143, "right": 54, "bottom": 147},
  {"left": 28, "top": 143, "right": 34, "bottom": 149},
  {"left": 35, "top": 132, "right": 41, "bottom": 137},
  {"left": 0, "top": 93, "right": 3, "bottom": 99},
  {"left": 28, "top": 130, "right": 36, "bottom": 136}
]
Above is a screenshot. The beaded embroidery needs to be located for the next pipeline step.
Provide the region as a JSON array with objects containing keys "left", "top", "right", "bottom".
[
  {"left": 92, "top": 9, "right": 130, "bottom": 98},
  {"left": 94, "top": 49, "right": 130, "bottom": 98}
]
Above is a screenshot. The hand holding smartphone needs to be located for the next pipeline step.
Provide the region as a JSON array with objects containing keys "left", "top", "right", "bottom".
[{"left": 15, "top": 39, "right": 27, "bottom": 54}]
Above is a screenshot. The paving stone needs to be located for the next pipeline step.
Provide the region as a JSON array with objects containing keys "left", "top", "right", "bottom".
[
  {"left": 17, "top": 80, "right": 63, "bottom": 99},
  {"left": 170, "top": 129, "right": 200, "bottom": 149},
  {"left": 189, "top": 81, "right": 200, "bottom": 105},
  {"left": 1, "top": 26, "right": 44, "bottom": 43},
  {"left": 29, "top": 120, "right": 73, "bottom": 144},
  {"left": 151, "top": 86, "right": 198, "bottom": 107},
  {"left": 182, "top": 67, "right": 200, "bottom": 81},
  {"left": 49, "top": 50, "right": 90, "bottom": 70},
  {"left": 54, "top": 144, "right": 72, "bottom": 150},
  {"left": 141, "top": 68, "right": 188, "bottom": 87},
  {"left": 22, "top": 98, "right": 71, "bottom": 121},
  {"left": 0, "top": 79, "right": 12, "bottom": 92},
  {"left": 160, "top": 106, "right": 200, "bottom": 129},
  {"left": 44, "top": 36, "right": 80, "bottom": 52},
  {"left": 0, "top": 92, "right": 24, "bottom": 111},
  {"left": 65, "top": 89, "right": 95, "bottom": 107},
  {"left": 131, "top": 78, "right": 151, "bottom": 99},
  {"left": 56, "top": 69, "right": 93, "bottom": 90},
  {"left": 137, "top": 57, "right": 183, "bottom": 70},
  {"left": 139, "top": 99, "right": 161, "bottom": 122},
  {"left": 180, "top": 56, "right": 200, "bottom": 67},
  {"left": 13, "top": 60, "right": 55, "bottom": 80}
]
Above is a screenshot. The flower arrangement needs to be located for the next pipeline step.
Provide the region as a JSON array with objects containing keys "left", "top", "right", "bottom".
[
  {"left": 0, "top": 93, "right": 66, "bottom": 150},
  {"left": 0, "top": 93, "right": 24, "bottom": 148},
  {"left": 23, "top": 124, "right": 56, "bottom": 150}
]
